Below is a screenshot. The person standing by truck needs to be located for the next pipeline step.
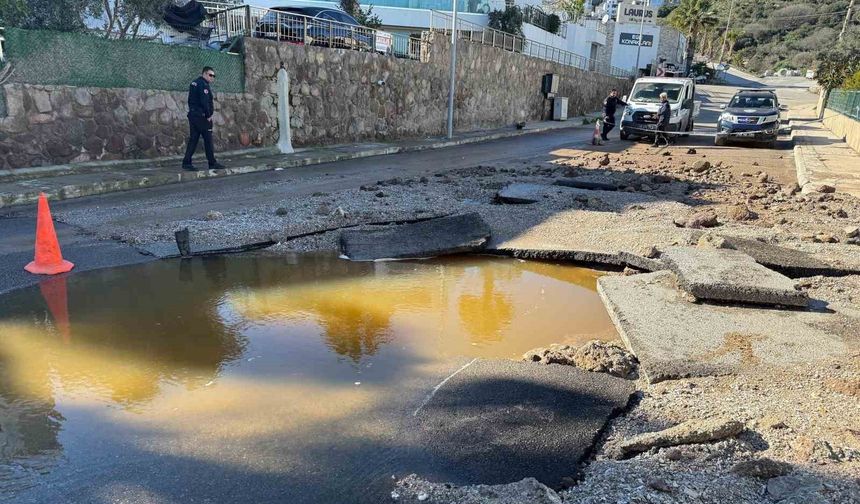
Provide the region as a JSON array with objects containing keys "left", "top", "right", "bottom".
[
  {"left": 601, "top": 89, "right": 628, "bottom": 141},
  {"left": 653, "top": 92, "right": 671, "bottom": 147}
]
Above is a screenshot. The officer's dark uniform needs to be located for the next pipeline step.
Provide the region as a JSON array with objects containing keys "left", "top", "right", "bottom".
[
  {"left": 182, "top": 76, "right": 217, "bottom": 169},
  {"left": 602, "top": 95, "right": 628, "bottom": 140}
]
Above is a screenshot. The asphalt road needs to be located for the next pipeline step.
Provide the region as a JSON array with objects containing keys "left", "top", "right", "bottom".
[{"left": 0, "top": 69, "right": 817, "bottom": 295}]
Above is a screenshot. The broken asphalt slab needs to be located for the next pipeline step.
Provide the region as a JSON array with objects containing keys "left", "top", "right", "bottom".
[
  {"left": 721, "top": 236, "right": 860, "bottom": 277},
  {"left": 661, "top": 247, "right": 808, "bottom": 307},
  {"left": 407, "top": 359, "right": 634, "bottom": 487},
  {"left": 495, "top": 183, "right": 549, "bottom": 204},
  {"left": 339, "top": 212, "right": 491, "bottom": 261},
  {"left": 598, "top": 271, "right": 855, "bottom": 384}
]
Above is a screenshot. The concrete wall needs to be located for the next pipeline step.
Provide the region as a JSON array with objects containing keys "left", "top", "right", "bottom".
[
  {"left": 823, "top": 110, "right": 860, "bottom": 154},
  {"left": 0, "top": 33, "right": 630, "bottom": 169}
]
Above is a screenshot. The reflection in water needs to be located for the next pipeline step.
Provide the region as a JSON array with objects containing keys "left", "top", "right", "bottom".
[
  {"left": 0, "top": 254, "right": 615, "bottom": 500},
  {"left": 458, "top": 266, "right": 515, "bottom": 344}
]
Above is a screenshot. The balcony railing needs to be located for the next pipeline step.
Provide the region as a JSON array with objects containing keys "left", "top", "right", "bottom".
[
  {"left": 200, "top": 2, "right": 423, "bottom": 60},
  {"left": 429, "top": 10, "right": 632, "bottom": 77}
]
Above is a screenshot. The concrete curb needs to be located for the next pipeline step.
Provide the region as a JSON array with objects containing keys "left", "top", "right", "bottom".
[{"left": 0, "top": 121, "right": 592, "bottom": 209}]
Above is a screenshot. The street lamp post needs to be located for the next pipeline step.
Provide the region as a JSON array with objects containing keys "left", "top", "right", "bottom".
[{"left": 446, "top": 0, "right": 459, "bottom": 139}]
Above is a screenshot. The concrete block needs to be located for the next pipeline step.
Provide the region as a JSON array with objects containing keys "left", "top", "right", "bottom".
[
  {"left": 661, "top": 247, "right": 808, "bottom": 307},
  {"left": 339, "top": 212, "right": 491, "bottom": 261}
]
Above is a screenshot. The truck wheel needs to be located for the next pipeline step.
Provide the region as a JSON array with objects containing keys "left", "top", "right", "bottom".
[
  {"left": 714, "top": 135, "right": 726, "bottom": 147},
  {"left": 620, "top": 130, "right": 629, "bottom": 140}
]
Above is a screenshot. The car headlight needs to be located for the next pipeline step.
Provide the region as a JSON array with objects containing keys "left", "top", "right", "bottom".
[
  {"left": 763, "top": 114, "right": 779, "bottom": 123},
  {"left": 720, "top": 112, "right": 737, "bottom": 123}
]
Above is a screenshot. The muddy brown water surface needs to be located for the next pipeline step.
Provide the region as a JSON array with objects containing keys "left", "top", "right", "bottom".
[{"left": 0, "top": 253, "right": 615, "bottom": 503}]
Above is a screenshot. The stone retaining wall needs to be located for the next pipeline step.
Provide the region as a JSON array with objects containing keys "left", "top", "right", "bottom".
[{"left": 0, "top": 34, "right": 630, "bottom": 169}]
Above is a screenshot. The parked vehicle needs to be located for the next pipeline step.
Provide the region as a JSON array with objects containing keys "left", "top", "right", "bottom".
[
  {"left": 253, "top": 6, "right": 392, "bottom": 53},
  {"left": 715, "top": 89, "right": 786, "bottom": 148},
  {"left": 619, "top": 77, "right": 700, "bottom": 140}
]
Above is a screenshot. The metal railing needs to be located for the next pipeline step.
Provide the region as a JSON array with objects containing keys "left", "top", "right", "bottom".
[
  {"left": 827, "top": 89, "right": 860, "bottom": 121},
  {"left": 429, "top": 10, "right": 632, "bottom": 77},
  {"left": 201, "top": 2, "right": 422, "bottom": 60},
  {"left": 522, "top": 6, "right": 566, "bottom": 38}
]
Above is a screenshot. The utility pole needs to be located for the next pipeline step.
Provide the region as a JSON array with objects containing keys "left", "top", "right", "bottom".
[
  {"left": 717, "top": 0, "right": 736, "bottom": 70},
  {"left": 634, "top": 1, "right": 646, "bottom": 76},
  {"left": 446, "top": 0, "right": 459, "bottom": 139},
  {"left": 840, "top": 0, "right": 855, "bottom": 41}
]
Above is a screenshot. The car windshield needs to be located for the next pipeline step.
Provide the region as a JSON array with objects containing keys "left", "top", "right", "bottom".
[
  {"left": 729, "top": 95, "right": 775, "bottom": 108},
  {"left": 630, "top": 83, "right": 683, "bottom": 103}
]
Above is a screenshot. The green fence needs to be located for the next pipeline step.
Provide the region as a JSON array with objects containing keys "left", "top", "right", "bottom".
[
  {"left": 2, "top": 28, "right": 244, "bottom": 93},
  {"left": 827, "top": 89, "right": 860, "bottom": 121}
]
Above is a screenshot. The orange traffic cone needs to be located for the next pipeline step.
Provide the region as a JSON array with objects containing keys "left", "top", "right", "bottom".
[
  {"left": 39, "top": 276, "right": 72, "bottom": 344},
  {"left": 24, "top": 193, "right": 74, "bottom": 275}
]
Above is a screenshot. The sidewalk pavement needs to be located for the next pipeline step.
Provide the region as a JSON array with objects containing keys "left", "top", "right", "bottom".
[
  {"left": 0, "top": 117, "right": 597, "bottom": 209},
  {"left": 790, "top": 104, "right": 860, "bottom": 198}
]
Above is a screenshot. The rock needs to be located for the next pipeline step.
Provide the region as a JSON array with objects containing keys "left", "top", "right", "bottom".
[
  {"left": 686, "top": 148, "right": 697, "bottom": 154},
  {"left": 752, "top": 161, "right": 760, "bottom": 166},
  {"left": 522, "top": 344, "right": 576, "bottom": 366},
  {"left": 616, "top": 417, "right": 745, "bottom": 457},
  {"left": 496, "top": 183, "right": 547, "bottom": 204},
  {"left": 375, "top": 191, "right": 386, "bottom": 198},
  {"left": 813, "top": 233, "right": 838, "bottom": 244},
  {"left": 845, "top": 226, "right": 860, "bottom": 238},
  {"left": 760, "top": 416, "right": 789, "bottom": 430},
  {"left": 204, "top": 210, "right": 223, "bottom": 221},
  {"left": 692, "top": 160, "right": 711, "bottom": 173},
  {"left": 675, "top": 211, "right": 719, "bottom": 229},
  {"left": 662, "top": 151, "right": 671, "bottom": 156},
  {"left": 312, "top": 191, "right": 329, "bottom": 197},
  {"left": 731, "top": 458, "right": 793, "bottom": 479},
  {"left": 802, "top": 183, "right": 836, "bottom": 194},
  {"left": 639, "top": 184, "right": 653, "bottom": 192},
  {"left": 599, "top": 154, "right": 610, "bottom": 166},
  {"left": 766, "top": 474, "right": 824, "bottom": 502},
  {"left": 394, "top": 474, "right": 563, "bottom": 504},
  {"left": 758, "top": 173, "right": 769, "bottom": 183},
  {"left": 784, "top": 183, "right": 801, "bottom": 195},
  {"left": 644, "top": 246, "right": 660, "bottom": 259},
  {"left": 420, "top": 176, "right": 429, "bottom": 183},
  {"left": 726, "top": 205, "right": 757, "bottom": 222},
  {"left": 696, "top": 233, "right": 731, "bottom": 250},
  {"left": 315, "top": 204, "right": 331, "bottom": 216},
  {"left": 651, "top": 174, "right": 672, "bottom": 184},
  {"left": 275, "top": 207, "right": 289, "bottom": 216},
  {"left": 835, "top": 208, "right": 848, "bottom": 218},
  {"left": 572, "top": 340, "right": 638, "bottom": 379},
  {"left": 647, "top": 477, "right": 673, "bottom": 493}
]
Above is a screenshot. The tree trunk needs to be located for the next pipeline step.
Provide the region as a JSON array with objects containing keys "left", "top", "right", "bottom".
[{"left": 685, "top": 32, "right": 695, "bottom": 74}]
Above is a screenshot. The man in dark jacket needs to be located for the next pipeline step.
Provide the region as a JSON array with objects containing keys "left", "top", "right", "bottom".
[
  {"left": 182, "top": 66, "right": 224, "bottom": 171},
  {"left": 602, "top": 89, "right": 627, "bottom": 141},
  {"left": 653, "top": 92, "right": 671, "bottom": 147}
]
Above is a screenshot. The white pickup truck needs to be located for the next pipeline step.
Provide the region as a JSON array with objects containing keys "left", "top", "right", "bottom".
[{"left": 619, "top": 77, "right": 701, "bottom": 140}]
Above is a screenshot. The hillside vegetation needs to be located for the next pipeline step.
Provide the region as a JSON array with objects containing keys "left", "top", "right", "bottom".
[{"left": 661, "top": 0, "right": 859, "bottom": 75}]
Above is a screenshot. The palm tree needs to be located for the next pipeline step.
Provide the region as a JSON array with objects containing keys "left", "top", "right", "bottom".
[{"left": 666, "top": 0, "right": 719, "bottom": 73}]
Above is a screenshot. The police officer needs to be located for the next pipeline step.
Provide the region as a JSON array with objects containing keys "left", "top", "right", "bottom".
[
  {"left": 182, "top": 66, "right": 224, "bottom": 171},
  {"left": 601, "top": 88, "right": 628, "bottom": 141}
]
